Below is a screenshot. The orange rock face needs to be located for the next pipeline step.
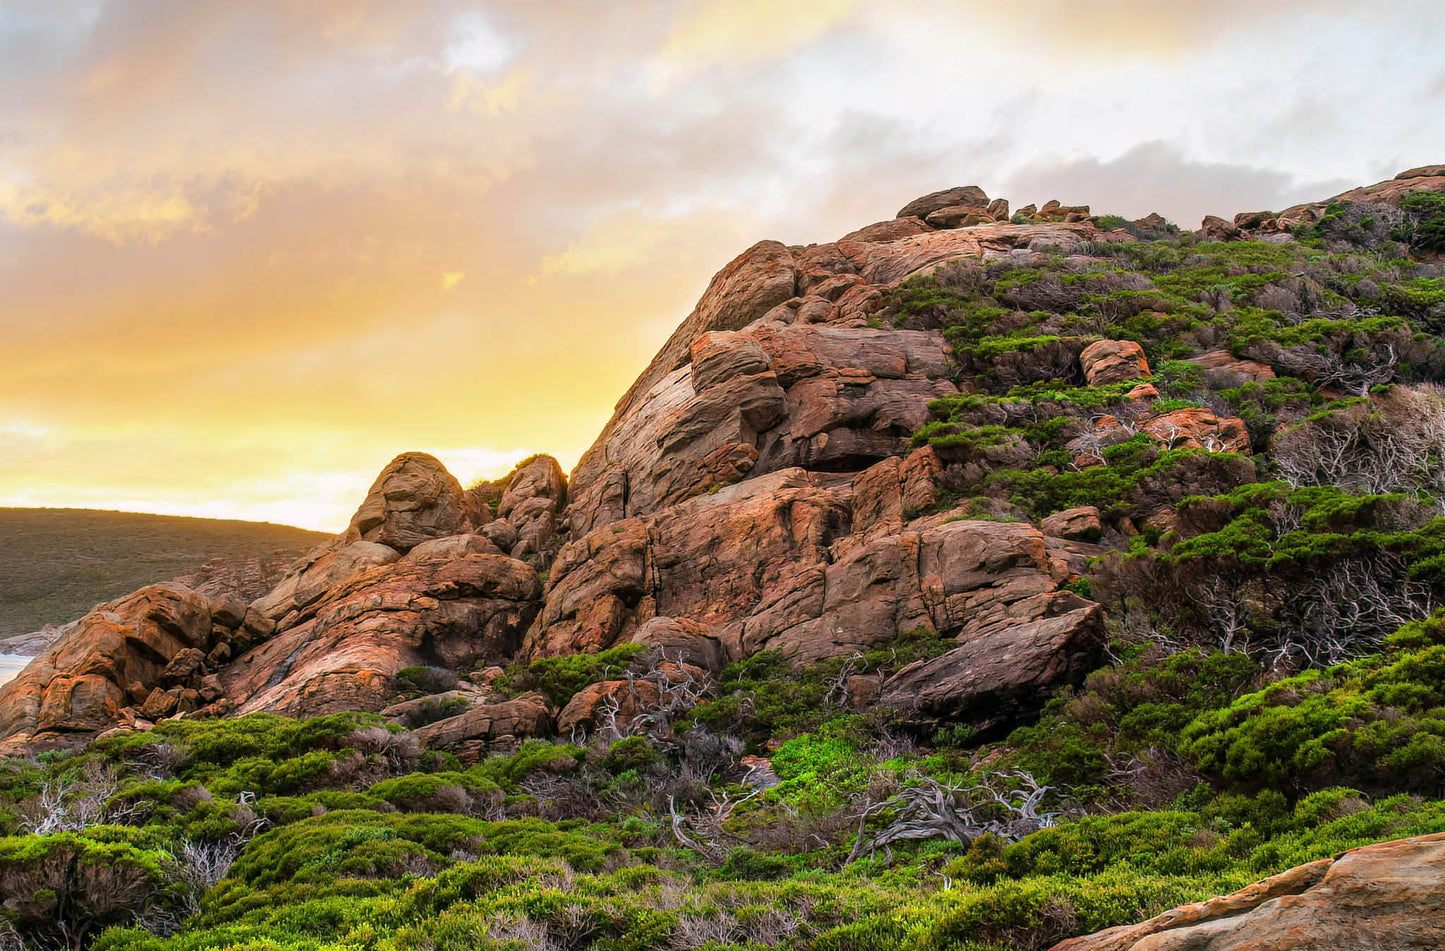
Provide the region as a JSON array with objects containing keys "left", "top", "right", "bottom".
[
  {"left": 0, "top": 584, "right": 213, "bottom": 752},
  {"left": 1080, "top": 339, "right": 1150, "bottom": 386},
  {"left": 1050, "top": 831, "right": 1445, "bottom": 951}
]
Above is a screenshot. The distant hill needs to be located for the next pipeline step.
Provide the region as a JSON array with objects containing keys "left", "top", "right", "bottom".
[{"left": 0, "top": 508, "right": 328, "bottom": 636}]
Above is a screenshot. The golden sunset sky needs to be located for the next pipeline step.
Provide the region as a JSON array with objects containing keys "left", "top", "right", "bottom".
[{"left": 3, "top": 1, "right": 1442, "bottom": 531}]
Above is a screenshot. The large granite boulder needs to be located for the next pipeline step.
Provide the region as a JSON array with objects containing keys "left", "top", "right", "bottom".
[
  {"left": 1050, "top": 831, "right": 1445, "bottom": 951},
  {"left": 344, "top": 452, "right": 480, "bottom": 552},
  {"left": 0, "top": 584, "right": 212, "bottom": 752}
]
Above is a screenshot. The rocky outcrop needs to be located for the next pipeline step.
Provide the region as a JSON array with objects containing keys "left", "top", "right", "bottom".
[
  {"left": 1049, "top": 831, "right": 1445, "bottom": 951},
  {"left": 412, "top": 694, "right": 554, "bottom": 761},
  {"left": 1040, "top": 506, "right": 1102, "bottom": 541},
  {"left": 1080, "top": 339, "right": 1150, "bottom": 386},
  {"left": 344, "top": 452, "right": 480, "bottom": 552},
  {"left": 879, "top": 592, "right": 1104, "bottom": 730},
  {"left": 1189, "top": 350, "right": 1276, "bottom": 385},
  {"left": 567, "top": 213, "right": 1102, "bottom": 536},
  {"left": 1141, "top": 408, "right": 1250, "bottom": 453},
  {"left": 494, "top": 454, "right": 568, "bottom": 562},
  {"left": 222, "top": 534, "right": 541, "bottom": 717},
  {"left": 0, "top": 584, "right": 213, "bottom": 752}
]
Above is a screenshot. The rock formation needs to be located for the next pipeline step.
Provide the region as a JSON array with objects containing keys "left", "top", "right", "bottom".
[
  {"left": 9, "top": 167, "right": 1440, "bottom": 753},
  {"left": 1050, "top": 831, "right": 1445, "bottom": 951}
]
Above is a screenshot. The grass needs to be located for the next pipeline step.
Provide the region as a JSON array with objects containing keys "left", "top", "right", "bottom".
[{"left": 0, "top": 508, "right": 327, "bottom": 635}]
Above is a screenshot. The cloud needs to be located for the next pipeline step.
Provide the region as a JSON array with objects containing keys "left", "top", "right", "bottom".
[{"left": 0, "top": 1, "right": 1441, "bottom": 528}]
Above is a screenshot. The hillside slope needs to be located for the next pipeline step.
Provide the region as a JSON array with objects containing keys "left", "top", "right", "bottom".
[
  {"left": 0, "top": 169, "right": 1443, "bottom": 951},
  {"left": 0, "top": 508, "right": 326, "bottom": 636}
]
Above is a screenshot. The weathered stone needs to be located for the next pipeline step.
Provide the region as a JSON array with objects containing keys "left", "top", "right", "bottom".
[
  {"left": 925, "top": 205, "right": 996, "bottom": 228},
  {"left": 1141, "top": 408, "right": 1250, "bottom": 453},
  {"left": 1189, "top": 350, "right": 1276, "bottom": 384},
  {"left": 1049, "top": 831, "right": 1445, "bottom": 951},
  {"left": 628, "top": 616, "right": 726, "bottom": 673},
  {"left": 1040, "top": 506, "right": 1103, "bottom": 541},
  {"left": 1199, "top": 215, "right": 1242, "bottom": 241},
  {"left": 524, "top": 518, "right": 651, "bottom": 658},
  {"left": 557, "top": 680, "right": 661, "bottom": 736},
  {"left": 222, "top": 536, "right": 541, "bottom": 717},
  {"left": 1080, "top": 339, "right": 1150, "bottom": 386},
  {"left": 139, "top": 686, "right": 180, "bottom": 720},
  {"left": 897, "top": 185, "right": 989, "bottom": 220},
  {"left": 345, "top": 452, "right": 478, "bottom": 552},
  {"left": 879, "top": 593, "right": 1105, "bottom": 729},
  {"left": 412, "top": 695, "right": 554, "bottom": 756},
  {"left": 0, "top": 584, "right": 212, "bottom": 752},
  {"left": 252, "top": 541, "right": 401, "bottom": 624},
  {"left": 159, "top": 648, "right": 206, "bottom": 687},
  {"left": 209, "top": 592, "right": 249, "bottom": 630},
  {"left": 840, "top": 217, "right": 933, "bottom": 243},
  {"left": 498, "top": 455, "right": 567, "bottom": 560}
]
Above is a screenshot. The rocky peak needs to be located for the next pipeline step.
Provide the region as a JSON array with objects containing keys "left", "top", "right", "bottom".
[{"left": 345, "top": 451, "right": 479, "bottom": 552}]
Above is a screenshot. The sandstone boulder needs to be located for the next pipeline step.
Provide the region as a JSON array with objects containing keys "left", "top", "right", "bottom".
[
  {"left": 498, "top": 455, "right": 567, "bottom": 561},
  {"left": 1080, "top": 339, "right": 1150, "bottom": 386},
  {"left": 1141, "top": 408, "right": 1249, "bottom": 453},
  {"left": 628, "top": 616, "right": 726, "bottom": 673},
  {"left": 0, "top": 584, "right": 212, "bottom": 751},
  {"left": 1189, "top": 350, "right": 1276, "bottom": 385},
  {"left": 879, "top": 592, "right": 1104, "bottom": 730},
  {"left": 897, "top": 185, "right": 989, "bottom": 220},
  {"left": 1199, "top": 215, "right": 1242, "bottom": 241},
  {"left": 925, "top": 205, "right": 996, "bottom": 228},
  {"left": 1049, "top": 831, "right": 1445, "bottom": 951},
  {"left": 412, "top": 695, "right": 554, "bottom": 761},
  {"left": 840, "top": 217, "right": 933, "bottom": 243},
  {"left": 556, "top": 679, "right": 661, "bottom": 736},
  {"left": 345, "top": 452, "right": 478, "bottom": 552},
  {"left": 1040, "top": 506, "right": 1102, "bottom": 541}
]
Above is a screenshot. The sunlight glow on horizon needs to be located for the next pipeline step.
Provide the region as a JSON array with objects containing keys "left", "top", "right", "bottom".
[{"left": 2, "top": 1, "right": 1441, "bottom": 530}]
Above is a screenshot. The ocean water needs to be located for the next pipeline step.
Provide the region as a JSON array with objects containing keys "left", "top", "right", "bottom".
[{"left": 0, "top": 654, "right": 33, "bottom": 687}]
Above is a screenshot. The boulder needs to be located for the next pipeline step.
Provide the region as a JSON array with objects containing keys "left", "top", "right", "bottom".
[
  {"left": 1141, "top": 408, "right": 1250, "bottom": 453},
  {"left": 1040, "top": 506, "right": 1102, "bottom": 541},
  {"left": 925, "top": 205, "right": 996, "bottom": 228},
  {"left": 209, "top": 592, "right": 249, "bottom": 630},
  {"left": 0, "top": 584, "right": 213, "bottom": 751},
  {"left": 897, "top": 185, "right": 989, "bottom": 220},
  {"left": 1199, "top": 215, "right": 1242, "bottom": 241},
  {"left": 628, "top": 616, "right": 726, "bottom": 673},
  {"left": 345, "top": 452, "right": 478, "bottom": 552},
  {"left": 556, "top": 679, "right": 661, "bottom": 736},
  {"left": 250, "top": 540, "right": 402, "bottom": 626},
  {"left": 498, "top": 455, "right": 568, "bottom": 560},
  {"left": 158, "top": 648, "right": 206, "bottom": 687},
  {"left": 1049, "top": 831, "right": 1445, "bottom": 951},
  {"left": 1080, "top": 339, "right": 1150, "bottom": 386},
  {"left": 222, "top": 535, "right": 541, "bottom": 717},
  {"left": 879, "top": 593, "right": 1104, "bottom": 730},
  {"left": 1189, "top": 350, "right": 1276, "bottom": 385},
  {"left": 840, "top": 217, "right": 933, "bottom": 243},
  {"left": 412, "top": 695, "right": 554, "bottom": 760}
]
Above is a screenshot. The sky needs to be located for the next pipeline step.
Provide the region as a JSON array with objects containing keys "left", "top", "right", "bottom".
[{"left": 1, "top": 1, "right": 1442, "bottom": 532}]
